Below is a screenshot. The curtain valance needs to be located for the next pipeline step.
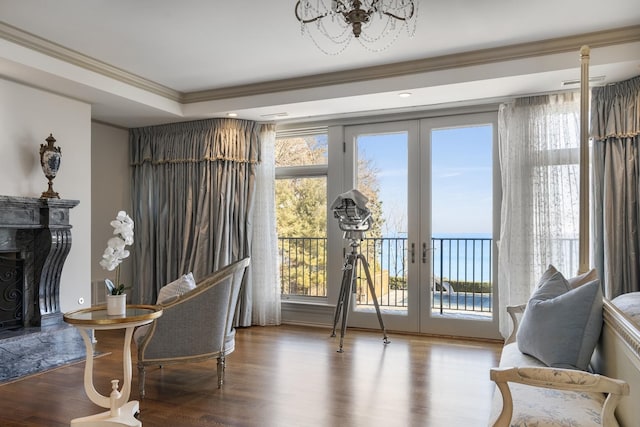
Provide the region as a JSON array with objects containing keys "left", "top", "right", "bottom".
[
  {"left": 130, "top": 118, "right": 261, "bottom": 165},
  {"left": 515, "top": 92, "right": 578, "bottom": 108},
  {"left": 591, "top": 75, "right": 640, "bottom": 140}
]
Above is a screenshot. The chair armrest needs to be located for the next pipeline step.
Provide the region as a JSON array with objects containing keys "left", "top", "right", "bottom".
[
  {"left": 490, "top": 366, "right": 629, "bottom": 427},
  {"left": 505, "top": 304, "right": 526, "bottom": 345}
]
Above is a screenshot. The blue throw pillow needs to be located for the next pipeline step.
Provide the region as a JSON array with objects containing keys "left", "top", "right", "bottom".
[{"left": 516, "top": 268, "right": 603, "bottom": 371}]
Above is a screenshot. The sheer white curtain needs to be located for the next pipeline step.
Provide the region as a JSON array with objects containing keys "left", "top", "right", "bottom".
[
  {"left": 497, "top": 93, "right": 581, "bottom": 338},
  {"left": 250, "top": 124, "right": 281, "bottom": 325}
]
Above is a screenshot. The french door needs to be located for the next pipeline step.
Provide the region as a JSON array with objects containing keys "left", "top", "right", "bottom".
[
  {"left": 343, "top": 120, "right": 420, "bottom": 332},
  {"left": 342, "top": 112, "right": 500, "bottom": 339}
]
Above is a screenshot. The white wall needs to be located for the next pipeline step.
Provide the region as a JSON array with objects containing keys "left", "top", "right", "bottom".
[
  {"left": 0, "top": 78, "right": 91, "bottom": 312},
  {"left": 91, "top": 121, "right": 131, "bottom": 294}
]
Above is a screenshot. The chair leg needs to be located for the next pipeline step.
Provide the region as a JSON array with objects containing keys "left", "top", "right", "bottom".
[
  {"left": 217, "top": 356, "right": 225, "bottom": 388},
  {"left": 138, "top": 364, "right": 146, "bottom": 399}
]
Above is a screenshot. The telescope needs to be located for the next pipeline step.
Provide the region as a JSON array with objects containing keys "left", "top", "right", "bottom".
[
  {"left": 331, "top": 189, "right": 371, "bottom": 238},
  {"left": 329, "top": 189, "right": 389, "bottom": 352}
]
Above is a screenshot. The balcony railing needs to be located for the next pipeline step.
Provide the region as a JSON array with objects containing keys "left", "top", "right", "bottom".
[
  {"left": 431, "top": 238, "right": 492, "bottom": 314},
  {"left": 278, "top": 236, "right": 580, "bottom": 316},
  {"left": 279, "top": 237, "right": 327, "bottom": 297},
  {"left": 278, "top": 236, "right": 494, "bottom": 314}
]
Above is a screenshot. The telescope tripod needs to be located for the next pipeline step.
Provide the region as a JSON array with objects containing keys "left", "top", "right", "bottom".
[{"left": 331, "top": 237, "right": 390, "bottom": 353}]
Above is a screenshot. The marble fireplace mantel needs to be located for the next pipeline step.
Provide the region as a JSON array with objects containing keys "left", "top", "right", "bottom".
[
  {"left": 0, "top": 196, "right": 87, "bottom": 384},
  {"left": 0, "top": 195, "right": 79, "bottom": 328}
]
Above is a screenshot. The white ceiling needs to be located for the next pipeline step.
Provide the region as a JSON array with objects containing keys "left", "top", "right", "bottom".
[{"left": 1, "top": 0, "right": 639, "bottom": 128}]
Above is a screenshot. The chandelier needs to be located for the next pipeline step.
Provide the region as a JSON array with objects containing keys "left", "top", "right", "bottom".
[{"left": 295, "top": 0, "right": 418, "bottom": 54}]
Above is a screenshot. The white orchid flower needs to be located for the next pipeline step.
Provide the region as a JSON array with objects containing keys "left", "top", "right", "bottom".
[
  {"left": 111, "top": 211, "right": 134, "bottom": 245},
  {"left": 99, "top": 257, "right": 118, "bottom": 271},
  {"left": 107, "top": 236, "right": 126, "bottom": 251},
  {"left": 100, "top": 211, "right": 135, "bottom": 293}
]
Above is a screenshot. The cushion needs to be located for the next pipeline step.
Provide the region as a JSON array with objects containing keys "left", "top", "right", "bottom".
[
  {"left": 532, "top": 264, "right": 562, "bottom": 289},
  {"left": 134, "top": 272, "right": 197, "bottom": 345},
  {"left": 611, "top": 292, "right": 640, "bottom": 329},
  {"left": 156, "top": 272, "right": 196, "bottom": 304},
  {"left": 534, "top": 265, "right": 598, "bottom": 290},
  {"left": 490, "top": 342, "right": 606, "bottom": 427},
  {"left": 517, "top": 267, "right": 603, "bottom": 370},
  {"left": 568, "top": 268, "right": 598, "bottom": 289}
]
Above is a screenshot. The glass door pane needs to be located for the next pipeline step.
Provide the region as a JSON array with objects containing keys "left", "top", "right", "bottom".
[
  {"left": 431, "top": 125, "right": 493, "bottom": 317},
  {"left": 354, "top": 132, "right": 409, "bottom": 312}
]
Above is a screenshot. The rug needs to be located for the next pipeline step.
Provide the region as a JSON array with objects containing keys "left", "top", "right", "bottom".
[{"left": 0, "top": 323, "right": 103, "bottom": 385}]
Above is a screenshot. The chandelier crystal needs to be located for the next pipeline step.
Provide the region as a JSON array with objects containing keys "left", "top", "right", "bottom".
[{"left": 295, "top": 0, "right": 418, "bottom": 54}]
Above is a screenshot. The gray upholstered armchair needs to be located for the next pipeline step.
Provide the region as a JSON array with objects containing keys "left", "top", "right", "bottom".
[{"left": 135, "top": 257, "right": 250, "bottom": 399}]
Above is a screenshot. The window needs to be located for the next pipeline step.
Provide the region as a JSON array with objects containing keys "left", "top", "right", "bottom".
[{"left": 275, "top": 130, "right": 328, "bottom": 298}]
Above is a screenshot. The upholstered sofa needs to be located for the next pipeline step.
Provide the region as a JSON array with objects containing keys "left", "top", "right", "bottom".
[
  {"left": 489, "top": 267, "right": 632, "bottom": 426},
  {"left": 593, "top": 293, "right": 640, "bottom": 426}
]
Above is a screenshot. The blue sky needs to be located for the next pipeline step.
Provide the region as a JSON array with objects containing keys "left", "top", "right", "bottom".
[{"left": 358, "top": 125, "right": 493, "bottom": 236}]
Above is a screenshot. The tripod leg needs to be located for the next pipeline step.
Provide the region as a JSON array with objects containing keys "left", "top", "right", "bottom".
[
  {"left": 358, "top": 254, "right": 390, "bottom": 345},
  {"left": 337, "top": 256, "right": 356, "bottom": 353},
  {"left": 331, "top": 256, "right": 353, "bottom": 337}
]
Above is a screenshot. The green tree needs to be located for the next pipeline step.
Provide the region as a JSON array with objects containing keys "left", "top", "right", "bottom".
[
  {"left": 276, "top": 136, "right": 328, "bottom": 296},
  {"left": 275, "top": 135, "right": 382, "bottom": 297}
]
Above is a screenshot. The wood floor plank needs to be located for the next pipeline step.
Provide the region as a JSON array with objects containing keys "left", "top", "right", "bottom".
[{"left": 0, "top": 325, "right": 502, "bottom": 426}]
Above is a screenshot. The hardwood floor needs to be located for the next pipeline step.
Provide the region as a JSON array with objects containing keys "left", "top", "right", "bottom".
[{"left": 0, "top": 325, "right": 502, "bottom": 427}]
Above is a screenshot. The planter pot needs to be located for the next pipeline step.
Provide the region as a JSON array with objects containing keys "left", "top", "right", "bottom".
[{"left": 106, "top": 294, "right": 127, "bottom": 316}]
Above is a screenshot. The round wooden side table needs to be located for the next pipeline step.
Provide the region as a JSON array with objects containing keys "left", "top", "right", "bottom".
[{"left": 64, "top": 305, "right": 162, "bottom": 427}]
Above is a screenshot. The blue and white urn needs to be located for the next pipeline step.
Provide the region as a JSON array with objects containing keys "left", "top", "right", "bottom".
[{"left": 39, "top": 133, "right": 61, "bottom": 199}]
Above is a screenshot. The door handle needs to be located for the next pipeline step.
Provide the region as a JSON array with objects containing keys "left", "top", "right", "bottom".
[
  {"left": 411, "top": 242, "right": 415, "bottom": 263},
  {"left": 422, "top": 242, "right": 429, "bottom": 264}
]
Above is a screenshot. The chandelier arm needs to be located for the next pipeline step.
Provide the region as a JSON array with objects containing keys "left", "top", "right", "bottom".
[
  {"left": 335, "top": 0, "right": 350, "bottom": 13},
  {"left": 367, "top": 0, "right": 381, "bottom": 14},
  {"left": 295, "top": 1, "right": 329, "bottom": 24},
  {"left": 382, "top": 3, "right": 415, "bottom": 21}
]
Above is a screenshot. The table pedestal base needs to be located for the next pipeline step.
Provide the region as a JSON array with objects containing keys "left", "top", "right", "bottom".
[{"left": 70, "top": 401, "right": 140, "bottom": 427}]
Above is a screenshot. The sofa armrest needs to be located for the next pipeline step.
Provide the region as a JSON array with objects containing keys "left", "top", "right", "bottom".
[
  {"left": 505, "top": 304, "right": 526, "bottom": 345},
  {"left": 490, "top": 366, "right": 629, "bottom": 427}
]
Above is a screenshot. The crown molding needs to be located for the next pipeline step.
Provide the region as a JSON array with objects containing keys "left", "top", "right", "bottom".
[
  {"left": 0, "top": 21, "right": 182, "bottom": 102},
  {"left": 2, "top": 20, "right": 639, "bottom": 106},
  {"left": 184, "top": 25, "right": 640, "bottom": 103}
]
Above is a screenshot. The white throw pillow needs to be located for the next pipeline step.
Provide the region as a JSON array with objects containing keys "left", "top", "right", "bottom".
[
  {"left": 156, "top": 272, "right": 196, "bottom": 304},
  {"left": 134, "top": 272, "right": 197, "bottom": 345}
]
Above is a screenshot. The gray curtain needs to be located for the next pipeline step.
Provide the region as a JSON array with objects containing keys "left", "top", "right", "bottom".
[
  {"left": 129, "top": 118, "right": 261, "bottom": 326},
  {"left": 592, "top": 75, "right": 640, "bottom": 298}
]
